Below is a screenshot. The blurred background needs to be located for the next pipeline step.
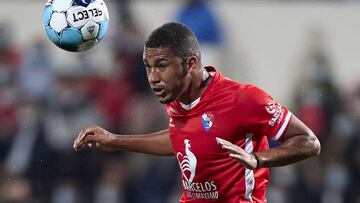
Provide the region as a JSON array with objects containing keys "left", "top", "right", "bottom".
[{"left": 0, "top": 0, "right": 360, "bottom": 202}]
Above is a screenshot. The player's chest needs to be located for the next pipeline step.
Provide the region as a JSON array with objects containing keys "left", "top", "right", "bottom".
[{"left": 169, "top": 106, "right": 245, "bottom": 159}]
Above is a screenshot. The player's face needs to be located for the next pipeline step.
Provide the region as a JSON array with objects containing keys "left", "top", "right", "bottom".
[{"left": 143, "top": 47, "right": 190, "bottom": 104}]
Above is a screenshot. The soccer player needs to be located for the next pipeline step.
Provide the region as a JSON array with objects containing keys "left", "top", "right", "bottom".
[{"left": 73, "top": 22, "right": 321, "bottom": 203}]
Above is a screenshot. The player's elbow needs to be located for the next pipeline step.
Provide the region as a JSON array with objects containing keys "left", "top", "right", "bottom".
[
  {"left": 313, "top": 138, "right": 321, "bottom": 157},
  {"left": 307, "top": 132, "right": 321, "bottom": 157}
]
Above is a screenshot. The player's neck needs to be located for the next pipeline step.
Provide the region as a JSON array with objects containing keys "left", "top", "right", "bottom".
[{"left": 178, "top": 68, "right": 212, "bottom": 105}]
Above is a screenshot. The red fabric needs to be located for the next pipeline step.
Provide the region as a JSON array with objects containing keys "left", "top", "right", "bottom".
[{"left": 167, "top": 67, "right": 291, "bottom": 203}]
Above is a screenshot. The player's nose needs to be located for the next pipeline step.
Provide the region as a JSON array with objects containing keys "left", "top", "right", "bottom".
[{"left": 148, "top": 69, "right": 161, "bottom": 85}]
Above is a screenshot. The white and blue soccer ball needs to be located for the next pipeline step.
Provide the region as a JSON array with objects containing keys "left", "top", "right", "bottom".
[{"left": 43, "top": 0, "right": 109, "bottom": 52}]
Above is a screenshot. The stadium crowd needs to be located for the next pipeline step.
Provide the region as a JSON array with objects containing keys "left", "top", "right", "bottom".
[{"left": 1, "top": 0, "right": 360, "bottom": 203}]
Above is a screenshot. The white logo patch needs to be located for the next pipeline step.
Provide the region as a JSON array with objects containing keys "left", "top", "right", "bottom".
[
  {"left": 177, "top": 139, "right": 197, "bottom": 184},
  {"left": 265, "top": 102, "right": 284, "bottom": 126}
]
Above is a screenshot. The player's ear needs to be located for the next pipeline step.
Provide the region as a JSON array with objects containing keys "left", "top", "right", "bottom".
[{"left": 186, "top": 56, "right": 198, "bottom": 73}]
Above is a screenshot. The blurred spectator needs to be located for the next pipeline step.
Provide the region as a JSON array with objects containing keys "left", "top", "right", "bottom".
[
  {"left": 175, "top": 0, "right": 224, "bottom": 69},
  {"left": 51, "top": 181, "right": 78, "bottom": 203},
  {"left": 94, "top": 158, "right": 126, "bottom": 203},
  {"left": 344, "top": 83, "right": 360, "bottom": 202},
  {"left": 293, "top": 29, "right": 340, "bottom": 140},
  {"left": 113, "top": 0, "right": 149, "bottom": 94},
  {"left": 84, "top": 67, "right": 133, "bottom": 133},
  {"left": 292, "top": 158, "right": 324, "bottom": 203},
  {"left": 347, "top": 83, "right": 360, "bottom": 124},
  {"left": 122, "top": 95, "right": 178, "bottom": 203},
  {"left": 41, "top": 69, "right": 106, "bottom": 202},
  {"left": 267, "top": 165, "right": 297, "bottom": 202},
  {"left": 0, "top": 176, "right": 32, "bottom": 203},
  {"left": 17, "top": 39, "right": 55, "bottom": 102},
  {"left": 0, "top": 23, "right": 22, "bottom": 70},
  {"left": 4, "top": 98, "right": 40, "bottom": 177},
  {"left": 321, "top": 135, "right": 349, "bottom": 203},
  {"left": 0, "top": 84, "right": 17, "bottom": 159},
  {"left": 0, "top": 22, "right": 22, "bottom": 161},
  {"left": 43, "top": 70, "right": 104, "bottom": 151},
  {"left": 0, "top": 22, "right": 26, "bottom": 202},
  {"left": 175, "top": 0, "right": 222, "bottom": 45},
  {"left": 289, "top": 28, "right": 354, "bottom": 203}
]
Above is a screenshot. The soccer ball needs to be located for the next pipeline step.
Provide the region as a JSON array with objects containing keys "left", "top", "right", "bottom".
[{"left": 43, "top": 0, "right": 109, "bottom": 52}]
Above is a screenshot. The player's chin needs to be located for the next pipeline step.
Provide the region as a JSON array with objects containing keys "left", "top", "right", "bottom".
[{"left": 157, "top": 94, "right": 175, "bottom": 104}]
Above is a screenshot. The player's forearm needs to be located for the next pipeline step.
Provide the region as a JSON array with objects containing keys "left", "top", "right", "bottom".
[
  {"left": 254, "top": 133, "right": 320, "bottom": 168},
  {"left": 108, "top": 129, "right": 174, "bottom": 156}
]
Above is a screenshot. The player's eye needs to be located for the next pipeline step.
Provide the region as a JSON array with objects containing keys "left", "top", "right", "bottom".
[
  {"left": 145, "top": 65, "right": 152, "bottom": 71},
  {"left": 158, "top": 64, "right": 167, "bottom": 70}
]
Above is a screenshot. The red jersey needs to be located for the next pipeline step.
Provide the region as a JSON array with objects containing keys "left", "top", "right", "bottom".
[{"left": 166, "top": 67, "right": 292, "bottom": 203}]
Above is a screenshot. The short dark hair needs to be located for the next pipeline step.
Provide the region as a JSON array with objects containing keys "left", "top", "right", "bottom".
[{"left": 144, "top": 22, "right": 201, "bottom": 60}]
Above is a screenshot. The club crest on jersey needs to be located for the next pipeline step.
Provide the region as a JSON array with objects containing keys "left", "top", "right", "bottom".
[{"left": 202, "top": 112, "right": 214, "bottom": 132}]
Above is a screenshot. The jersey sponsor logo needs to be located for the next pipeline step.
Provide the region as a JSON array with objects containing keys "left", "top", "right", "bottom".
[
  {"left": 177, "top": 139, "right": 197, "bottom": 184},
  {"left": 201, "top": 112, "right": 214, "bottom": 132},
  {"left": 176, "top": 139, "right": 219, "bottom": 200},
  {"left": 265, "top": 102, "right": 284, "bottom": 126}
]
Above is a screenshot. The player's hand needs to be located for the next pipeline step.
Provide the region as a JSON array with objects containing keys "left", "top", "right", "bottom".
[
  {"left": 216, "top": 137, "right": 258, "bottom": 170},
  {"left": 73, "top": 125, "right": 115, "bottom": 151}
]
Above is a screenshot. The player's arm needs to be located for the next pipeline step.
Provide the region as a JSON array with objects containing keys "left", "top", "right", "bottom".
[
  {"left": 253, "top": 114, "right": 320, "bottom": 168},
  {"left": 217, "top": 114, "right": 321, "bottom": 169},
  {"left": 73, "top": 125, "right": 174, "bottom": 156}
]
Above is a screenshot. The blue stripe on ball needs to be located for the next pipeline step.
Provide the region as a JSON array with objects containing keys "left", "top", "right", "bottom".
[
  {"left": 98, "top": 20, "right": 109, "bottom": 40},
  {"left": 43, "top": 5, "right": 53, "bottom": 26},
  {"left": 45, "top": 26, "right": 60, "bottom": 45},
  {"left": 60, "top": 28, "right": 83, "bottom": 46}
]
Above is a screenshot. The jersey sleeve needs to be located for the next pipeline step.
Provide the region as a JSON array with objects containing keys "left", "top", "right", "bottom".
[{"left": 235, "top": 84, "right": 292, "bottom": 141}]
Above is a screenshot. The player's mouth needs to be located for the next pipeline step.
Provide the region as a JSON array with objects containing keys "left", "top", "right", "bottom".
[{"left": 152, "top": 86, "right": 166, "bottom": 97}]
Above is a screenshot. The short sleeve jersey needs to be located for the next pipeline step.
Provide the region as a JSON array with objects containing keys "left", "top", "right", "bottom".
[{"left": 166, "top": 66, "right": 292, "bottom": 203}]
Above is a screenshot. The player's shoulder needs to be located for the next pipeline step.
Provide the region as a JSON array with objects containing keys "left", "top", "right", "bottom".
[
  {"left": 238, "top": 83, "right": 268, "bottom": 95},
  {"left": 206, "top": 66, "right": 240, "bottom": 91},
  {"left": 206, "top": 67, "right": 272, "bottom": 104},
  {"left": 216, "top": 76, "right": 241, "bottom": 90},
  {"left": 236, "top": 83, "right": 273, "bottom": 105}
]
